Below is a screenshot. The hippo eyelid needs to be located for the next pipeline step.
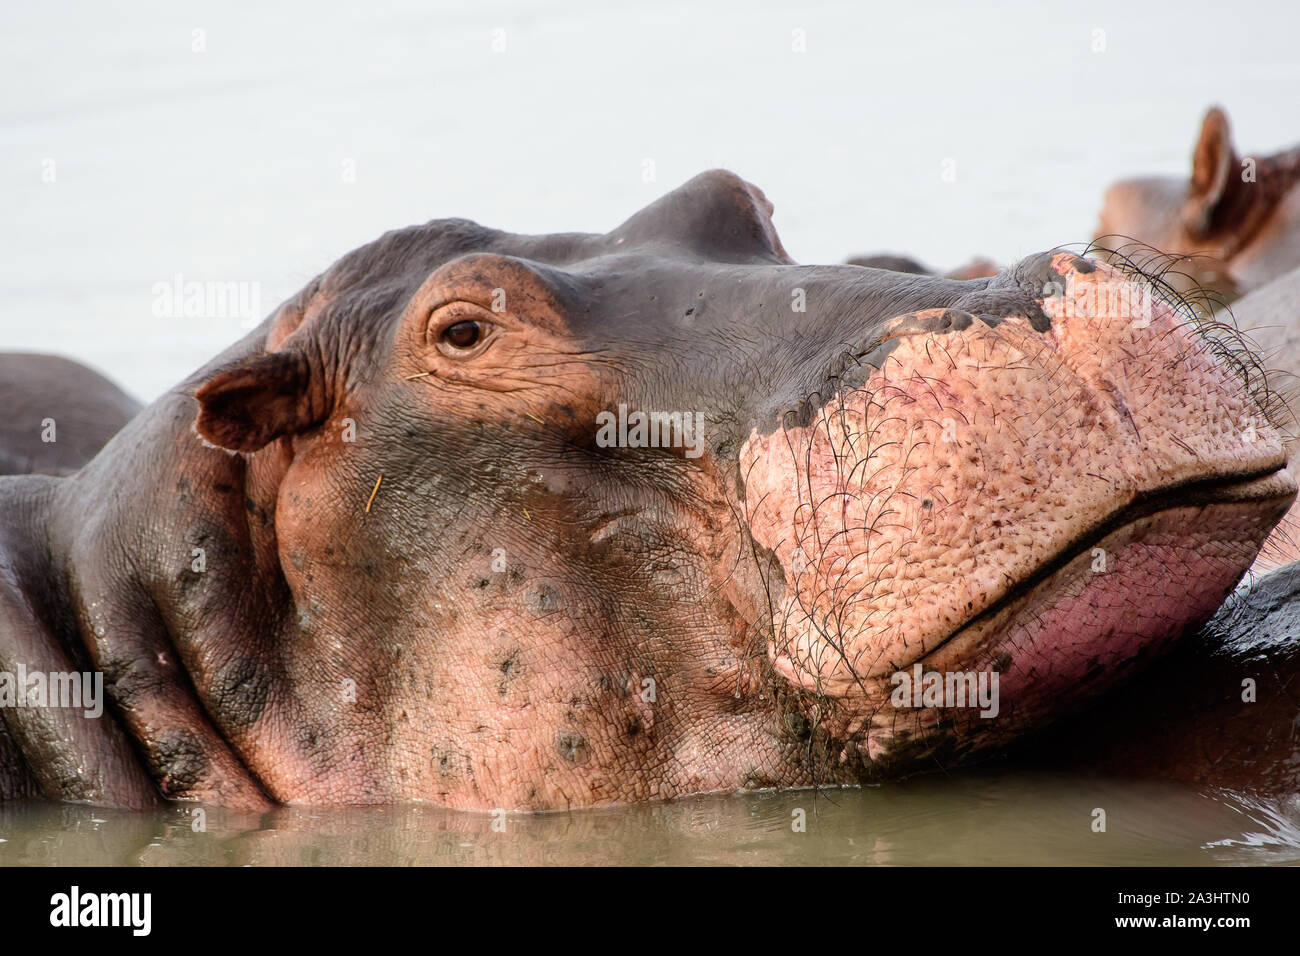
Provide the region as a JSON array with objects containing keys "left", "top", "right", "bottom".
[{"left": 426, "top": 297, "right": 505, "bottom": 319}]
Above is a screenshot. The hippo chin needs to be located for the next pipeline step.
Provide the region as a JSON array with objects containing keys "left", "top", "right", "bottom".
[
  {"left": 0, "top": 170, "right": 1294, "bottom": 811},
  {"left": 1021, "top": 557, "right": 1300, "bottom": 793}
]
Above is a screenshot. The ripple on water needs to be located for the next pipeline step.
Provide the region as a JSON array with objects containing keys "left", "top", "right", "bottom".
[{"left": 0, "top": 772, "right": 1297, "bottom": 866}]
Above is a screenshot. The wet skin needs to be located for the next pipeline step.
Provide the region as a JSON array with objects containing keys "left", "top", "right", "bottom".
[
  {"left": 0, "top": 353, "right": 140, "bottom": 476},
  {"left": 0, "top": 171, "right": 1293, "bottom": 810}
]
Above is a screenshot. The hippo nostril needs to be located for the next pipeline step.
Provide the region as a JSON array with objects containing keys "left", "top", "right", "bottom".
[{"left": 883, "top": 309, "right": 977, "bottom": 340}]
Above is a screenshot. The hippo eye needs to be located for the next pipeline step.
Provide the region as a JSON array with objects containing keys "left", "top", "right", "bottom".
[
  {"left": 427, "top": 302, "right": 499, "bottom": 358},
  {"left": 441, "top": 320, "right": 483, "bottom": 350}
]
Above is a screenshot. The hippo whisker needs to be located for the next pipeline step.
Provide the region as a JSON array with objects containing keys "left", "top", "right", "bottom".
[{"left": 1090, "top": 240, "right": 1290, "bottom": 427}]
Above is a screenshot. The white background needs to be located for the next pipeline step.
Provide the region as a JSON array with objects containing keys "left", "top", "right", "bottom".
[{"left": 3, "top": 0, "right": 1297, "bottom": 400}]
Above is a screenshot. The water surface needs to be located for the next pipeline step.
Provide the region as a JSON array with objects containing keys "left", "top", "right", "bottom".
[{"left": 3, "top": 770, "right": 1298, "bottom": 866}]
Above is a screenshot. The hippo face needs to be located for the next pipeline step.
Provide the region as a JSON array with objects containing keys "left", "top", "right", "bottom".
[
  {"left": 1095, "top": 106, "right": 1300, "bottom": 301},
  {"left": 119, "top": 170, "right": 1289, "bottom": 810}
]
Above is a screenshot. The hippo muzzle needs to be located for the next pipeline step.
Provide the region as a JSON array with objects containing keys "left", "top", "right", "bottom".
[
  {"left": 1, "top": 171, "right": 1292, "bottom": 810},
  {"left": 738, "top": 252, "right": 1293, "bottom": 765}
]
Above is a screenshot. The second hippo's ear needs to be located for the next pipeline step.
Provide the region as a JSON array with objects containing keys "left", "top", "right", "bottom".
[
  {"left": 194, "top": 350, "right": 327, "bottom": 452},
  {"left": 1184, "top": 106, "right": 1236, "bottom": 237}
]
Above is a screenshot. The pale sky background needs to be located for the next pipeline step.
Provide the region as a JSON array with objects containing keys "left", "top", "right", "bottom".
[{"left": 3, "top": 0, "right": 1298, "bottom": 400}]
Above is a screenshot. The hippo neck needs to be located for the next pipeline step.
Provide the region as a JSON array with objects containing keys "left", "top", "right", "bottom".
[{"left": 40, "top": 385, "right": 280, "bottom": 806}]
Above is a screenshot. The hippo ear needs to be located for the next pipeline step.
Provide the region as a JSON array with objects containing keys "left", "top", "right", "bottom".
[
  {"left": 1184, "top": 106, "right": 1236, "bottom": 237},
  {"left": 609, "top": 170, "right": 792, "bottom": 263},
  {"left": 194, "top": 350, "right": 327, "bottom": 452}
]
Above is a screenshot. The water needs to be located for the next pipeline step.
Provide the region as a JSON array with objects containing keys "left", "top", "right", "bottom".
[{"left": 2, "top": 772, "right": 1298, "bottom": 866}]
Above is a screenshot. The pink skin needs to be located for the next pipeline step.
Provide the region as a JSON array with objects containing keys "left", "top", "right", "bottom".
[{"left": 740, "top": 254, "right": 1293, "bottom": 763}]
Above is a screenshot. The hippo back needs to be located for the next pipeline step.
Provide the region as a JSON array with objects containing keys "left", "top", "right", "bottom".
[
  {"left": 1225, "top": 266, "right": 1300, "bottom": 568},
  {"left": 1233, "top": 264, "right": 1300, "bottom": 346},
  {"left": 0, "top": 353, "right": 140, "bottom": 476},
  {"left": 1231, "top": 265, "right": 1300, "bottom": 435}
]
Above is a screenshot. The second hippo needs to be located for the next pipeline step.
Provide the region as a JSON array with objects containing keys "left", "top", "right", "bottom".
[
  {"left": 0, "top": 353, "right": 140, "bottom": 476},
  {"left": 1095, "top": 106, "right": 1300, "bottom": 302}
]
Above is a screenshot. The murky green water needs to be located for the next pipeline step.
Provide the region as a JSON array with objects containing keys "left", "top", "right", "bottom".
[{"left": 2, "top": 770, "right": 1298, "bottom": 866}]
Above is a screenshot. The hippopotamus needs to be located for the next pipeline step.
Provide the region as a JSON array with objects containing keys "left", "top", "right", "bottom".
[
  {"left": 1095, "top": 106, "right": 1300, "bottom": 302},
  {"left": 0, "top": 171, "right": 1293, "bottom": 811},
  {"left": 0, "top": 353, "right": 140, "bottom": 476},
  {"left": 1014, "top": 266, "right": 1300, "bottom": 791}
]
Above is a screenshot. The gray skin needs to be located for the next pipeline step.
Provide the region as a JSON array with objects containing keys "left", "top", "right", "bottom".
[
  {"left": 0, "top": 353, "right": 141, "bottom": 476},
  {"left": 1229, "top": 262, "right": 1300, "bottom": 425},
  {"left": 0, "top": 171, "right": 1292, "bottom": 811},
  {"left": 1218, "top": 265, "right": 1300, "bottom": 570}
]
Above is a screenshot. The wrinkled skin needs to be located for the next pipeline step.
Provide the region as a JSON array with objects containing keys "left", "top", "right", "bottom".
[
  {"left": 1095, "top": 106, "right": 1300, "bottom": 302},
  {"left": 0, "top": 353, "right": 140, "bottom": 476},
  {"left": 846, "top": 253, "right": 1000, "bottom": 281},
  {"left": 0, "top": 171, "right": 1294, "bottom": 811}
]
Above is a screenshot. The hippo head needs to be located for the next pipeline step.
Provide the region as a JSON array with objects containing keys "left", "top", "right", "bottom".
[
  {"left": 1095, "top": 106, "right": 1300, "bottom": 300},
  {"left": 60, "top": 171, "right": 1292, "bottom": 810}
]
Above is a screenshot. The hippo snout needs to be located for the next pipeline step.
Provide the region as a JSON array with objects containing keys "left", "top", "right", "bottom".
[{"left": 739, "top": 251, "right": 1294, "bottom": 765}]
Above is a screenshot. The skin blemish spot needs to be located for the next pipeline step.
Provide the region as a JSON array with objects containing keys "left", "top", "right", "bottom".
[{"left": 554, "top": 729, "right": 589, "bottom": 765}]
